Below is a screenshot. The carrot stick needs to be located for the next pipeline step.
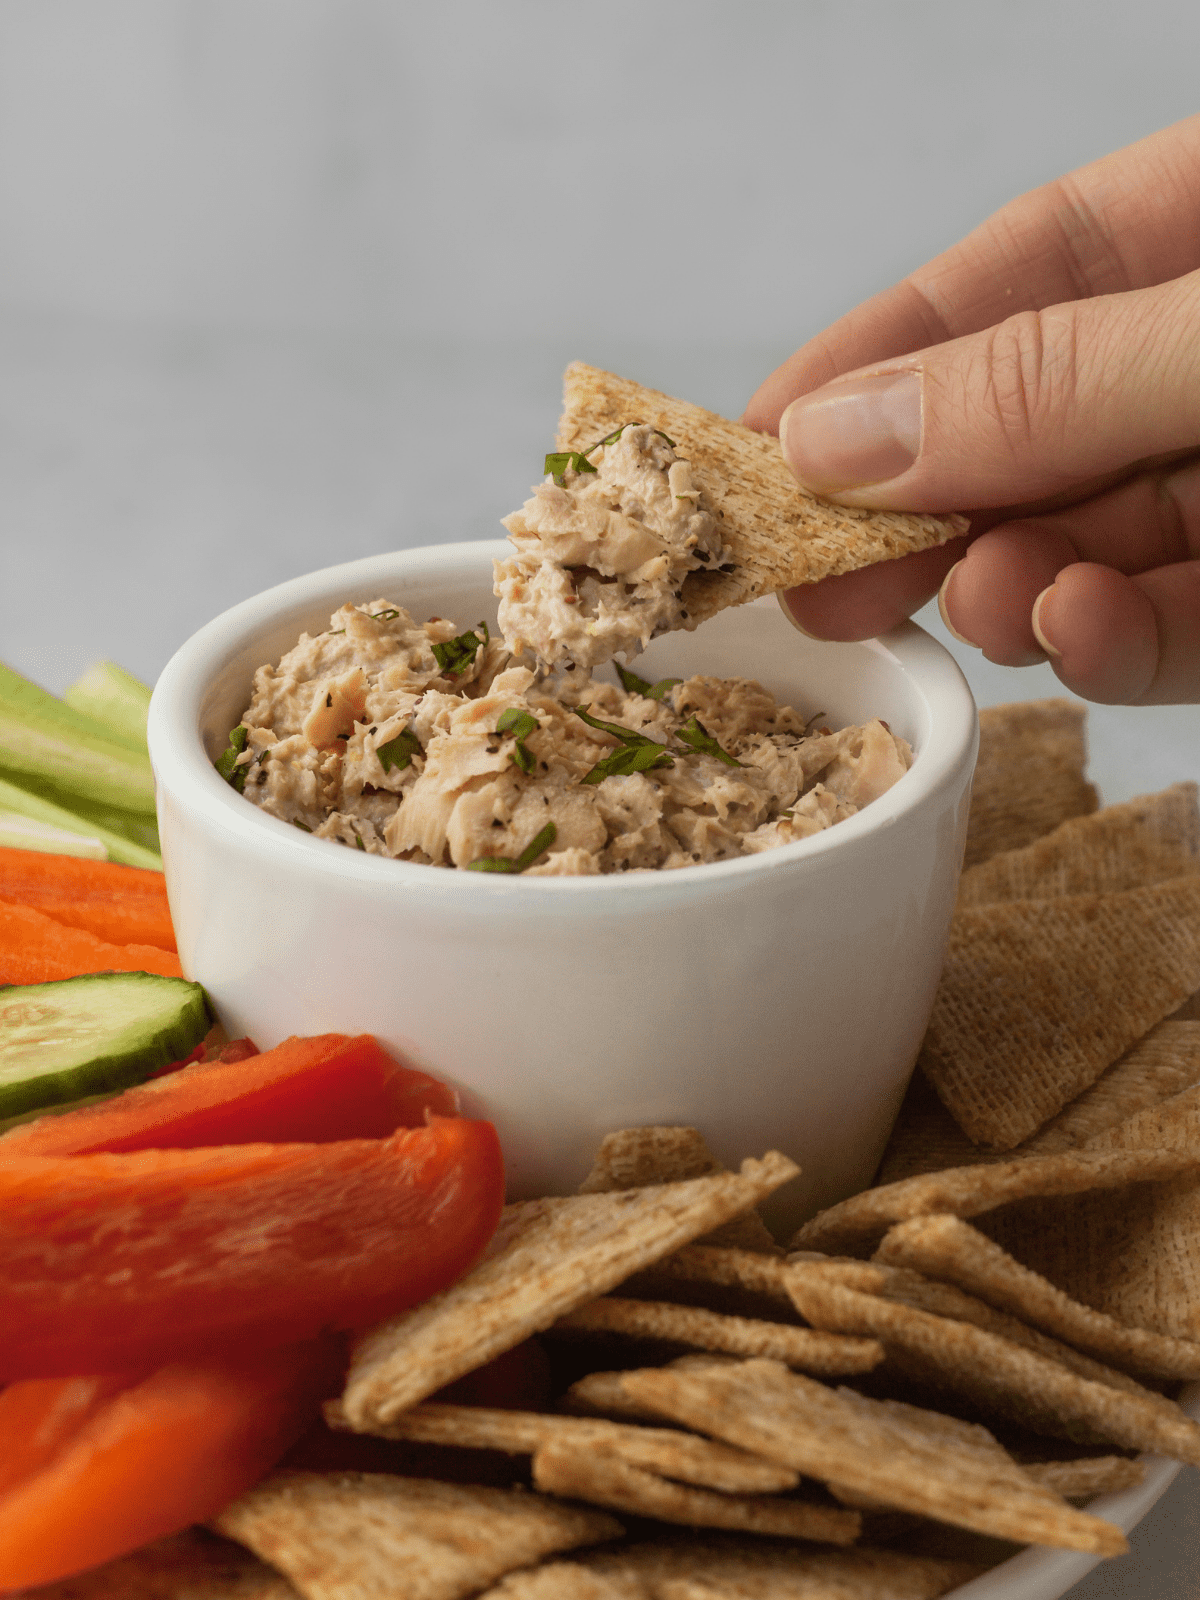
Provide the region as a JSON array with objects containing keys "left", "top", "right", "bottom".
[
  {"left": 0, "top": 900, "right": 183, "bottom": 983},
  {"left": 0, "top": 845, "right": 175, "bottom": 951}
]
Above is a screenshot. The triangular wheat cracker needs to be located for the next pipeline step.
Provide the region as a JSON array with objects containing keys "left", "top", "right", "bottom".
[
  {"left": 958, "top": 784, "right": 1200, "bottom": 906},
  {"left": 615, "top": 1358, "right": 1124, "bottom": 1554},
  {"left": 922, "top": 879, "right": 1200, "bottom": 1147},
  {"left": 555, "top": 364, "right": 964, "bottom": 625},
  {"left": 806, "top": 1256, "right": 1159, "bottom": 1399},
  {"left": 479, "top": 1541, "right": 983, "bottom": 1600},
  {"left": 964, "top": 700, "right": 1097, "bottom": 869},
  {"left": 578, "top": 1127, "right": 779, "bottom": 1254},
  {"left": 875, "top": 1214, "right": 1200, "bottom": 1381},
  {"left": 791, "top": 1145, "right": 1200, "bottom": 1255},
  {"left": 213, "top": 1472, "right": 622, "bottom": 1600},
  {"left": 786, "top": 1261, "right": 1200, "bottom": 1461},
  {"left": 341, "top": 1153, "right": 797, "bottom": 1428},
  {"left": 550, "top": 1296, "right": 881, "bottom": 1375},
  {"left": 531, "top": 1440, "right": 859, "bottom": 1543},
  {"left": 20, "top": 1531, "right": 299, "bottom": 1600},
  {"left": 322, "top": 1400, "right": 799, "bottom": 1496},
  {"left": 986, "top": 1077, "right": 1200, "bottom": 1340}
]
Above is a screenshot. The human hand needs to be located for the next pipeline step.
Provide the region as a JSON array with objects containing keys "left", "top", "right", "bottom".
[{"left": 744, "top": 114, "right": 1200, "bottom": 705}]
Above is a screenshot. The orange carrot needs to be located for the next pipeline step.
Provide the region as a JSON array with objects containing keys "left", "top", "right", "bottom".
[
  {"left": 0, "top": 1339, "right": 342, "bottom": 1590},
  {"left": 0, "top": 900, "right": 183, "bottom": 983},
  {"left": 0, "top": 846, "right": 175, "bottom": 952}
]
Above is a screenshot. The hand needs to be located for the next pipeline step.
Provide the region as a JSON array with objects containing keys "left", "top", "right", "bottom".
[{"left": 744, "top": 114, "right": 1200, "bottom": 705}]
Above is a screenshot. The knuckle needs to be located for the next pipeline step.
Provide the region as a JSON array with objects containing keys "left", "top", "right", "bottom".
[{"left": 971, "top": 309, "right": 1078, "bottom": 465}]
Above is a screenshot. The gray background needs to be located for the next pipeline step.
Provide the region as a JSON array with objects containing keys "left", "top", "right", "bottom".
[{"left": 2, "top": 4, "right": 1198, "bottom": 1590}]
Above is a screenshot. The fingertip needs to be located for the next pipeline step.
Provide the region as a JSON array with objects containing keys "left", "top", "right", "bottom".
[
  {"left": 777, "top": 590, "right": 826, "bottom": 639},
  {"left": 936, "top": 522, "right": 1075, "bottom": 667},
  {"left": 1030, "top": 587, "right": 1061, "bottom": 659},
  {"left": 936, "top": 562, "right": 977, "bottom": 647},
  {"left": 1033, "top": 563, "right": 1159, "bottom": 704}
]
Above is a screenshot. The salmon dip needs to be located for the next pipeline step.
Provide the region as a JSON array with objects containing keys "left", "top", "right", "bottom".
[
  {"left": 222, "top": 598, "right": 912, "bottom": 875},
  {"left": 494, "top": 424, "right": 732, "bottom": 672}
]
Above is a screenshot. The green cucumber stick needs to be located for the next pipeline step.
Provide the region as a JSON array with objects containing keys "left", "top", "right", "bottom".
[
  {"left": 36, "top": 785, "right": 161, "bottom": 853},
  {"left": 63, "top": 662, "right": 152, "bottom": 753},
  {"left": 0, "top": 662, "right": 155, "bottom": 814},
  {"left": 9, "top": 769, "right": 161, "bottom": 852},
  {"left": 0, "top": 773, "right": 162, "bottom": 870}
]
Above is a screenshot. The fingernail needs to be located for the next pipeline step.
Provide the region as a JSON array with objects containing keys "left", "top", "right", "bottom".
[
  {"left": 777, "top": 590, "right": 823, "bottom": 639},
  {"left": 779, "top": 370, "right": 921, "bottom": 493},
  {"left": 1031, "top": 585, "right": 1062, "bottom": 658},
  {"left": 936, "top": 561, "right": 978, "bottom": 647}
]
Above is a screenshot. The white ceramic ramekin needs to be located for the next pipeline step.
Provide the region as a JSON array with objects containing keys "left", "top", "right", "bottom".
[{"left": 148, "top": 540, "right": 977, "bottom": 1229}]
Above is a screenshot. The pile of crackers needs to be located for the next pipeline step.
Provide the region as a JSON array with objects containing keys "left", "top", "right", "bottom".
[{"left": 36, "top": 700, "right": 1200, "bottom": 1600}]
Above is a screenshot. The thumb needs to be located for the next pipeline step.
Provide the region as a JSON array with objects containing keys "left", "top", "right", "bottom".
[{"left": 778, "top": 269, "right": 1200, "bottom": 511}]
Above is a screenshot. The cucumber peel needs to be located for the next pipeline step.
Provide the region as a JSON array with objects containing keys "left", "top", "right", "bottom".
[
  {"left": 63, "top": 661, "right": 152, "bottom": 754},
  {"left": 0, "top": 973, "right": 212, "bottom": 1120},
  {"left": 0, "top": 773, "right": 162, "bottom": 870}
]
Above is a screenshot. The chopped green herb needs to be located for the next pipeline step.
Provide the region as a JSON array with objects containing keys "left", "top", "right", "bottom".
[
  {"left": 215, "top": 725, "right": 249, "bottom": 793},
  {"left": 614, "top": 662, "right": 682, "bottom": 701},
  {"left": 293, "top": 820, "right": 312, "bottom": 834},
  {"left": 464, "top": 821, "right": 557, "bottom": 875},
  {"left": 496, "top": 707, "right": 539, "bottom": 775},
  {"left": 544, "top": 451, "right": 598, "bottom": 486},
  {"left": 573, "top": 704, "right": 672, "bottom": 751},
  {"left": 803, "top": 710, "right": 829, "bottom": 736},
  {"left": 674, "top": 714, "right": 743, "bottom": 768},
  {"left": 573, "top": 704, "right": 675, "bottom": 784},
  {"left": 432, "top": 622, "right": 489, "bottom": 676},
  {"left": 376, "top": 727, "right": 422, "bottom": 773},
  {"left": 354, "top": 832, "right": 366, "bottom": 850},
  {"left": 371, "top": 608, "right": 401, "bottom": 622},
  {"left": 581, "top": 743, "right": 677, "bottom": 785},
  {"left": 583, "top": 425, "right": 677, "bottom": 454}
]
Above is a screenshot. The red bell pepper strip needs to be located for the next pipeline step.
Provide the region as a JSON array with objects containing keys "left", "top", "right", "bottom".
[
  {"left": 0, "top": 1033, "right": 458, "bottom": 1158},
  {"left": 0, "top": 1115, "right": 504, "bottom": 1380},
  {"left": 0, "top": 1338, "right": 343, "bottom": 1591}
]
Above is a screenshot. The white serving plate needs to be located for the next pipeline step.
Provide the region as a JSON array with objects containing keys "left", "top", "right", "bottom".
[{"left": 946, "top": 1381, "right": 1199, "bottom": 1598}]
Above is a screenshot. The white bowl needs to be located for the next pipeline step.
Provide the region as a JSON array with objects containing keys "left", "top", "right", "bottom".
[{"left": 148, "top": 540, "right": 977, "bottom": 1229}]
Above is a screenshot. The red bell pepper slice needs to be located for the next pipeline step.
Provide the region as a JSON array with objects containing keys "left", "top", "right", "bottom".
[
  {"left": 0, "top": 1033, "right": 458, "bottom": 1159},
  {"left": 0, "top": 1114, "right": 504, "bottom": 1380},
  {"left": 0, "top": 1338, "right": 343, "bottom": 1591}
]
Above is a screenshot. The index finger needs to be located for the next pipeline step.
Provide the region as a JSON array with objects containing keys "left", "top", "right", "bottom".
[{"left": 745, "top": 112, "right": 1200, "bottom": 433}]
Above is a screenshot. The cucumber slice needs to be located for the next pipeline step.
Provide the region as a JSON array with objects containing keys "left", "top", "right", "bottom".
[{"left": 0, "top": 973, "right": 212, "bottom": 1120}]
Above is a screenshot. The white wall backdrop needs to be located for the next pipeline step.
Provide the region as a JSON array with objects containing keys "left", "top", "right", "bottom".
[{"left": 3, "top": 1, "right": 1200, "bottom": 346}]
